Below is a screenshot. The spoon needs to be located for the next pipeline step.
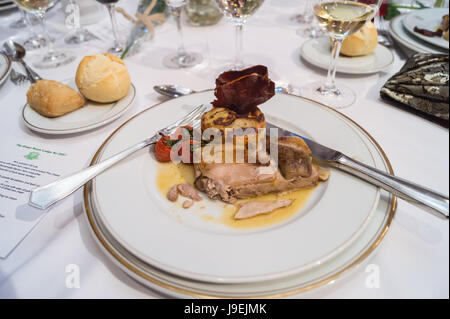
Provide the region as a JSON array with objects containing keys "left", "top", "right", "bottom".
[
  {"left": 3, "top": 40, "right": 42, "bottom": 83},
  {"left": 154, "top": 84, "right": 293, "bottom": 99}
]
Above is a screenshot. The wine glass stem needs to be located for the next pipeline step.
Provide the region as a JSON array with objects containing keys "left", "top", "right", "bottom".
[
  {"left": 106, "top": 3, "right": 121, "bottom": 49},
  {"left": 69, "top": 0, "right": 82, "bottom": 34},
  {"left": 323, "top": 38, "right": 343, "bottom": 92},
  {"left": 234, "top": 23, "right": 244, "bottom": 70},
  {"left": 170, "top": 6, "right": 187, "bottom": 56},
  {"left": 37, "top": 12, "right": 55, "bottom": 56}
]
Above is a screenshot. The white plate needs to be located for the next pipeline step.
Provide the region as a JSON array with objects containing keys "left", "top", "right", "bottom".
[
  {"left": 0, "top": 53, "right": 12, "bottom": 87},
  {"left": 0, "top": 1, "right": 16, "bottom": 11},
  {"left": 22, "top": 80, "right": 136, "bottom": 135},
  {"left": 84, "top": 94, "right": 396, "bottom": 297},
  {"left": 403, "top": 8, "right": 449, "bottom": 51},
  {"left": 389, "top": 13, "right": 448, "bottom": 54},
  {"left": 90, "top": 91, "right": 382, "bottom": 284},
  {"left": 300, "top": 37, "right": 394, "bottom": 74}
]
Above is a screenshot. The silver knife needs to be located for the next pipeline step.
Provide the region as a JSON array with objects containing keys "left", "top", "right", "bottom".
[{"left": 266, "top": 122, "right": 449, "bottom": 220}]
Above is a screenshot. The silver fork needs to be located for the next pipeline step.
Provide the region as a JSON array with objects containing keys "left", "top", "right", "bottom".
[
  {"left": 29, "top": 104, "right": 208, "bottom": 210},
  {"left": 10, "top": 68, "right": 28, "bottom": 85}
]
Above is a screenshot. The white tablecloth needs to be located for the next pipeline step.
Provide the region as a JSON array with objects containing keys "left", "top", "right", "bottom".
[{"left": 0, "top": 0, "right": 448, "bottom": 299}]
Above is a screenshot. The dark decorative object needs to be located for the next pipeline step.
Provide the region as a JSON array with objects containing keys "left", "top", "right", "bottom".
[{"left": 381, "top": 53, "right": 449, "bottom": 127}]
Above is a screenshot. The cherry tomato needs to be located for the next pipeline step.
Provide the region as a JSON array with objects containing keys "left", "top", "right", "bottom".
[{"left": 154, "top": 136, "right": 172, "bottom": 162}]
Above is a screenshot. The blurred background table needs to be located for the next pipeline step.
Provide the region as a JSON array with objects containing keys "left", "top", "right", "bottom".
[{"left": 0, "top": 0, "right": 448, "bottom": 298}]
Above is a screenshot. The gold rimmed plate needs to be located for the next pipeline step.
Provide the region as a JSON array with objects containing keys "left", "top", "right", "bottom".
[
  {"left": 84, "top": 93, "right": 396, "bottom": 297},
  {"left": 83, "top": 91, "right": 395, "bottom": 285}
]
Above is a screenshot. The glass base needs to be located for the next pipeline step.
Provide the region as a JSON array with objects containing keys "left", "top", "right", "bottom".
[
  {"left": 291, "top": 13, "right": 311, "bottom": 24},
  {"left": 32, "top": 51, "right": 76, "bottom": 69},
  {"left": 10, "top": 18, "right": 27, "bottom": 29},
  {"left": 300, "top": 81, "right": 356, "bottom": 109},
  {"left": 296, "top": 26, "right": 326, "bottom": 39},
  {"left": 108, "top": 43, "right": 125, "bottom": 55},
  {"left": 65, "top": 28, "right": 96, "bottom": 44},
  {"left": 163, "top": 51, "right": 203, "bottom": 69},
  {"left": 23, "top": 35, "right": 47, "bottom": 50}
]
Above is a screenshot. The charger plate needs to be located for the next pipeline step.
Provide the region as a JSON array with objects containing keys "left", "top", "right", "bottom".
[{"left": 83, "top": 91, "right": 396, "bottom": 294}]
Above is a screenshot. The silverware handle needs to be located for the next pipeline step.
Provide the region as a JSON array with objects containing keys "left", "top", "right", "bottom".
[
  {"left": 29, "top": 139, "right": 155, "bottom": 210},
  {"left": 337, "top": 155, "right": 449, "bottom": 220},
  {"left": 20, "top": 60, "right": 41, "bottom": 83}
]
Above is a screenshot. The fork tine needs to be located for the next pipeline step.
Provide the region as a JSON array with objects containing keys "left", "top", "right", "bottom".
[
  {"left": 162, "top": 104, "right": 207, "bottom": 135},
  {"left": 178, "top": 105, "right": 207, "bottom": 127}
]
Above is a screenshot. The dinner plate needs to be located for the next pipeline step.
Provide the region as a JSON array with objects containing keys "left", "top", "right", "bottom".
[
  {"left": 22, "top": 80, "right": 136, "bottom": 135},
  {"left": 389, "top": 13, "right": 448, "bottom": 54},
  {"left": 300, "top": 37, "right": 394, "bottom": 74},
  {"left": 88, "top": 91, "right": 382, "bottom": 284},
  {"left": 84, "top": 93, "right": 396, "bottom": 297},
  {"left": 0, "top": 1, "right": 16, "bottom": 11},
  {"left": 403, "top": 8, "right": 449, "bottom": 50},
  {"left": 0, "top": 53, "right": 12, "bottom": 87}
]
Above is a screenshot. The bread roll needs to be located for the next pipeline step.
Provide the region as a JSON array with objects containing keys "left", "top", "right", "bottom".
[
  {"left": 75, "top": 53, "right": 131, "bottom": 103},
  {"left": 27, "top": 80, "right": 85, "bottom": 118},
  {"left": 340, "top": 22, "right": 378, "bottom": 57}
]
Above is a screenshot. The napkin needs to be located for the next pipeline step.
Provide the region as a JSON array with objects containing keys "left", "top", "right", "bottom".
[{"left": 380, "top": 53, "right": 449, "bottom": 128}]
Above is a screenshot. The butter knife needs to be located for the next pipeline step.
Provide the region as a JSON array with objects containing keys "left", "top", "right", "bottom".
[{"left": 266, "top": 122, "right": 449, "bottom": 220}]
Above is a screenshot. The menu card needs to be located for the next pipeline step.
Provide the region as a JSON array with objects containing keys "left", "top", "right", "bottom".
[{"left": 0, "top": 142, "right": 73, "bottom": 258}]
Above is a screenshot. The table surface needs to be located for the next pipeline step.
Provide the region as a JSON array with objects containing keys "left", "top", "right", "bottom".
[{"left": 0, "top": 0, "right": 448, "bottom": 299}]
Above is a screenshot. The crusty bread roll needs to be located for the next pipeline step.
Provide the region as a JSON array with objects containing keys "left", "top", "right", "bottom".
[
  {"left": 75, "top": 53, "right": 131, "bottom": 103},
  {"left": 340, "top": 22, "right": 378, "bottom": 57},
  {"left": 27, "top": 80, "right": 85, "bottom": 118}
]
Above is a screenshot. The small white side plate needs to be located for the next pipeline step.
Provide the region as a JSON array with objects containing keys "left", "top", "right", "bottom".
[
  {"left": 0, "top": 53, "right": 12, "bottom": 87},
  {"left": 22, "top": 80, "right": 136, "bottom": 135},
  {"left": 300, "top": 37, "right": 394, "bottom": 74},
  {"left": 403, "top": 8, "right": 449, "bottom": 51}
]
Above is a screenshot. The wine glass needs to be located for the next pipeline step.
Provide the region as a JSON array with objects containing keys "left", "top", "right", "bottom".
[
  {"left": 96, "top": 0, "right": 124, "bottom": 54},
  {"left": 163, "top": 0, "right": 203, "bottom": 69},
  {"left": 10, "top": 7, "right": 28, "bottom": 28},
  {"left": 12, "top": 0, "right": 76, "bottom": 69},
  {"left": 215, "top": 0, "right": 265, "bottom": 70},
  {"left": 65, "top": 0, "right": 96, "bottom": 44},
  {"left": 294, "top": 0, "right": 325, "bottom": 38},
  {"left": 300, "top": 0, "right": 382, "bottom": 109}
]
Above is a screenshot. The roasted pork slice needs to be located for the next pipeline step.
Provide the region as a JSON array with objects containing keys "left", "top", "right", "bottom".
[
  {"left": 234, "top": 199, "right": 294, "bottom": 220},
  {"left": 194, "top": 137, "right": 320, "bottom": 203}
]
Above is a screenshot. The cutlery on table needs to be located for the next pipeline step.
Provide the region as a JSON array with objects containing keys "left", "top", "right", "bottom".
[
  {"left": 3, "top": 40, "right": 42, "bottom": 83},
  {"left": 266, "top": 122, "right": 449, "bottom": 220},
  {"left": 154, "top": 84, "right": 449, "bottom": 220},
  {"left": 10, "top": 68, "right": 28, "bottom": 85},
  {"left": 28, "top": 105, "right": 208, "bottom": 210},
  {"left": 154, "top": 84, "right": 293, "bottom": 99}
]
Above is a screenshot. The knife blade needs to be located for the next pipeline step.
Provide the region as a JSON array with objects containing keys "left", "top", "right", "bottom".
[
  {"left": 266, "top": 121, "right": 449, "bottom": 220},
  {"left": 265, "top": 122, "right": 342, "bottom": 162}
]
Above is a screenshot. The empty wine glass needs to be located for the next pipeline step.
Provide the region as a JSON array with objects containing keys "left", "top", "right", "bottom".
[
  {"left": 295, "top": 0, "right": 325, "bottom": 38},
  {"left": 65, "top": 0, "right": 96, "bottom": 44},
  {"left": 96, "top": 0, "right": 124, "bottom": 54},
  {"left": 12, "top": 0, "right": 76, "bottom": 69},
  {"left": 163, "top": 0, "right": 203, "bottom": 69},
  {"left": 215, "top": 0, "right": 265, "bottom": 70},
  {"left": 300, "top": 0, "right": 382, "bottom": 108}
]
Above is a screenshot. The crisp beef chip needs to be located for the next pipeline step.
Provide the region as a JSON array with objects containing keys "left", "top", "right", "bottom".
[{"left": 212, "top": 65, "right": 275, "bottom": 114}]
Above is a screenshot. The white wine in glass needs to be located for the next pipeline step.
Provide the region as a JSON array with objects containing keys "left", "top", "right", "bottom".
[
  {"left": 13, "top": 0, "right": 76, "bottom": 69},
  {"left": 301, "top": 0, "right": 380, "bottom": 109},
  {"left": 215, "top": 0, "right": 265, "bottom": 70}
]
